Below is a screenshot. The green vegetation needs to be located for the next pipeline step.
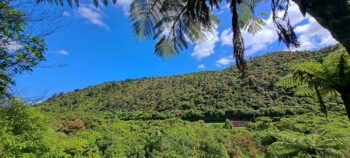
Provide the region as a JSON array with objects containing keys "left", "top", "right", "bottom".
[
  {"left": 278, "top": 49, "right": 350, "bottom": 120},
  {"left": 0, "top": 45, "right": 349, "bottom": 157},
  {"left": 24, "top": 45, "right": 350, "bottom": 157},
  {"left": 128, "top": 0, "right": 268, "bottom": 74},
  {"left": 39, "top": 45, "right": 346, "bottom": 122},
  {"left": 1, "top": 99, "right": 350, "bottom": 157},
  {"left": 1, "top": 1, "right": 350, "bottom": 157},
  {"left": 248, "top": 114, "right": 350, "bottom": 157},
  {"left": 0, "top": 2, "right": 46, "bottom": 99}
]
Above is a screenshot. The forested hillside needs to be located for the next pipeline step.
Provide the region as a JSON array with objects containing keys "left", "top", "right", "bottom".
[
  {"left": 38, "top": 45, "right": 345, "bottom": 121},
  {"left": 3, "top": 100, "right": 350, "bottom": 157},
  {"left": 3, "top": 45, "right": 350, "bottom": 157}
]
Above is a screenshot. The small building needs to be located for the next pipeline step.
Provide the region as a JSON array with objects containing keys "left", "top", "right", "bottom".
[{"left": 231, "top": 121, "right": 248, "bottom": 128}]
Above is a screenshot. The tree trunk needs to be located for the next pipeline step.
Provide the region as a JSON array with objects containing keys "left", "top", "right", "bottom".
[
  {"left": 314, "top": 86, "right": 328, "bottom": 118},
  {"left": 292, "top": 0, "right": 350, "bottom": 52},
  {"left": 340, "top": 89, "right": 350, "bottom": 120},
  {"left": 231, "top": 0, "right": 246, "bottom": 77}
]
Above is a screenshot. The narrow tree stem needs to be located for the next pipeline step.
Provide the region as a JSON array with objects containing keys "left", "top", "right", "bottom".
[
  {"left": 315, "top": 86, "right": 328, "bottom": 118},
  {"left": 340, "top": 90, "right": 350, "bottom": 120}
]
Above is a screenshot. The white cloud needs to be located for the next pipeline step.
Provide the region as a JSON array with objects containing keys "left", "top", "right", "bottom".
[
  {"left": 282, "top": 3, "right": 305, "bottom": 26},
  {"left": 191, "top": 28, "right": 219, "bottom": 60},
  {"left": 116, "top": 0, "right": 132, "bottom": 15},
  {"left": 221, "top": 26, "right": 277, "bottom": 57},
  {"left": 62, "top": 11, "right": 71, "bottom": 17},
  {"left": 220, "top": 12, "right": 278, "bottom": 57},
  {"left": 292, "top": 16, "right": 337, "bottom": 51},
  {"left": 216, "top": 56, "right": 233, "bottom": 67},
  {"left": 220, "top": 2, "right": 337, "bottom": 56},
  {"left": 197, "top": 64, "right": 206, "bottom": 69},
  {"left": 56, "top": 50, "right": 70, "bottom": 56},
  {"left": 75, "top": 4, "right": 110, "bottom": 30},
  {"left": 220, "top": 29, "right": 232, "bottom": 46}
]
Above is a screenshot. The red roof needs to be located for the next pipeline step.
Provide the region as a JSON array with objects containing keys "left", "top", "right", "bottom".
[{"left": 232, "top": 121, "right": 248, "bottom": 127}]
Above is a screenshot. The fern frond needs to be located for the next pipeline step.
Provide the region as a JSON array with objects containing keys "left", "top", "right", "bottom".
[
  {"left": 268, "top": 133, "right": 348, "bottom": 158},
  {"left": 290, "top": 62, "right": 322, "bottom": 76},
  {"left": 294, "top": 84, "right": 314, "bottom": 96},
  {"left": 335, "top": 137, "right": 350, "bottom": 149},
  {"left": 129, "top": 0, "right": 218, "bottom": 58},
  {"left": 276, "top": 74, "right": 303, "bottom": 88},
  {"left": 238, "top": 3, "right": 266, "bottom": 34},
  {"left": 320, "top": 148, "right": 345, "bottom": 158}
]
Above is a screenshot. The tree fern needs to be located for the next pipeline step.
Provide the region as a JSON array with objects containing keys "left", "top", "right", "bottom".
[
  {"left": 276, "top": 74, "right": 304, "bottom": 88},
  {"left": 129, "top": 0, "right": 220, "bottom": 58},
  {"left": 38, "top": 0, "right": 268, "bottom": 74},
  {"left": 277, "top": 49, "right": 350, "bottom": 120},
  {"left": 238, "top": 0, "right": 267, "bottom": 34},
  {"left": 267, "top": 132, "right": 350, "bottom": 158}
]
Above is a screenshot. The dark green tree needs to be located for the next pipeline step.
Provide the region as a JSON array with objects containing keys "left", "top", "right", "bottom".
[
  {"left": 278, "top": 49, "right": 350, "bottom": 120},
  {"left": 224, "top": 119, "right": 233, "bottom": 129},
  {"left": 277, "top": 68, "right": 331, "bottom": 118},
  {"left": 0, "top": 2, "right": 46, "bottom": 98},
  {"left": 128, "top": 0, "right": 268, "bottom": 76},
  {"left": 0, "top": 100, "right": 50, "bottom": 157}
]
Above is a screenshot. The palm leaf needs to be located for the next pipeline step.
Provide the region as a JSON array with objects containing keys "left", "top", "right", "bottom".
[
  {"left": 238, "top": 2, "right": 266, "bottom": 34},
  {"left": 129, "top": 0, "right": 217, "bottom": 58}
]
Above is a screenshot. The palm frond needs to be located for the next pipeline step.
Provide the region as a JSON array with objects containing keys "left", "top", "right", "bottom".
[
  {"left": 238, "top": 1, "right": 267, "bottom": 34},
  {"left": 129, "top": 0, "right": 218, "bottom": 58}
]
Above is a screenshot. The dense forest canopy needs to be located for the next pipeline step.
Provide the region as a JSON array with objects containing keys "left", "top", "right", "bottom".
[
  {"left": 38, "top": 45, "right": 347, "bottom": 122},
  {"left": 2, "top": 87, "right": 350, "bottom": 157}
]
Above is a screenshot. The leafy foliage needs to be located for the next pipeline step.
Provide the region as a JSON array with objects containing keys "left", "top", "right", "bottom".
[
  {"left": 0, "top": 2, "right": 46, "bottom": 99},
  {"left": 0, "top": 99, "right": 264, "bottom": 157},
  {"left": 129, "top": 0, "right": 268, "bottom": 74},
  {"left": 38, "top": 0, "right": 271, "bottom": 74},
  {"left": 39, "top": 45, "right": 345, "bottom": 122},
  {"left": 0, "top": 100, "right": 51, "bottom": 157},
  {"left": 278, "top": 49, "right": 350, "bottom": 120},
  {"left": 129, "top": 0, "right": 220, "bottom": 58},
  {"left": 248, "top": 113, "right": 350, "bottom": 157},
  {"left": 238, "top": 0, "right": 267, "bottom": 35},
  {"left": 267, "top": 132, "right": 349, "bottom": 158},
  {"left": 2, "top": 99, "right": 350, "bottom": 157},
  {"left": 38, "top": 0, "right": 350, "bottom": 74}
]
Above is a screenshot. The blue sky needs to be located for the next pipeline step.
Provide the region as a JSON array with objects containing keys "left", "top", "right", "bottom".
[{"left": 13, "top": 1, "right": 337, "bottom": 101}]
